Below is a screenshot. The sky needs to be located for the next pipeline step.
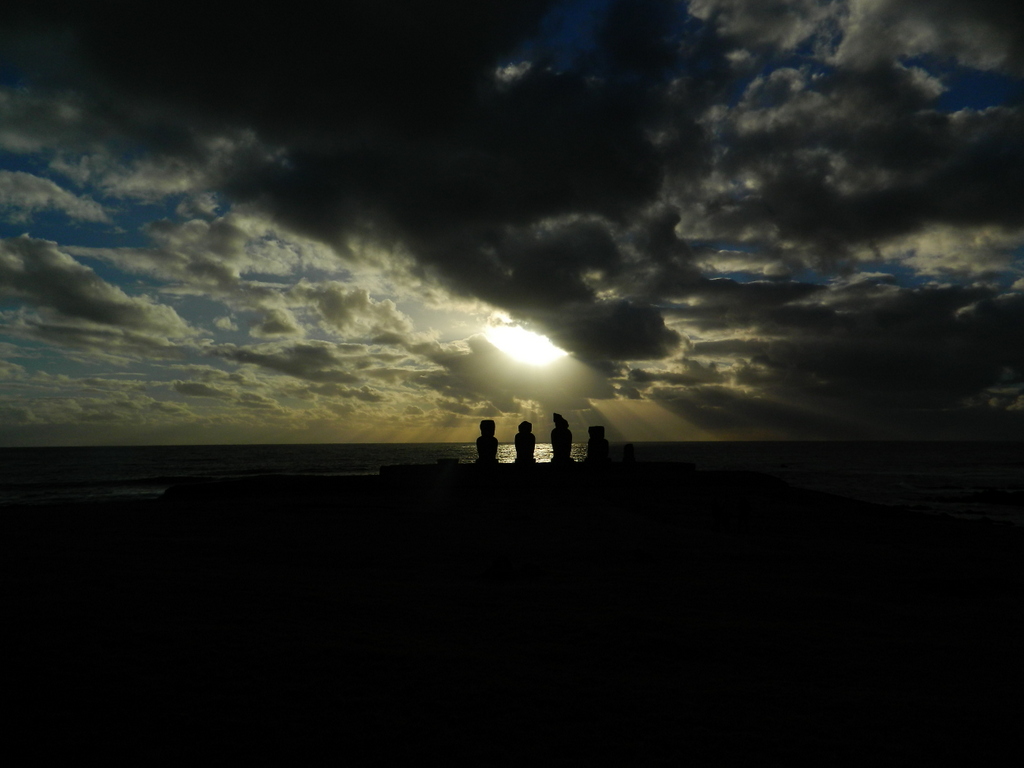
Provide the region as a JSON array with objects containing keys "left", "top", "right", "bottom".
[{"left": 1, "top": 0, "right": 1024, "bottom": 446}]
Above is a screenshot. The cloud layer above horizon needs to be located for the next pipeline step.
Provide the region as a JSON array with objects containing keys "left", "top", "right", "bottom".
[{"left": 2, "top": 0, "right": 1023, "bottom": 445}]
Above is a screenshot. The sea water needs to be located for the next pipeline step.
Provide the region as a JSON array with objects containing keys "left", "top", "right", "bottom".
[{"left": 1, "top": 442, "right": 1022, "bottom": 523}]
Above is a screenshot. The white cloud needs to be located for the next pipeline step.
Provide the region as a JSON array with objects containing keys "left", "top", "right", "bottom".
[
  {"left": 49, "top": 132, "right": 278, "bottom": 203},
  {"left": 494, "top": 61, "right": 532, "bottom": 85},
  {"left": 835, "top": 0, "right": 1024, "bottom": 73},
  {"left": 884, "top": 224, "right": 1024, "bottom": 276},
  {"left": 0, "top": 236, "right": 190, "bottom": 334},
  {"left": 68, "top": 212, "right": 342, "bottom": 293},
  {"left": 0, "top": 358, "right": 26, "bottom": 380},
  {"left": 0, "top": 236, "right": 195, "bottom": 360},
  {"left": 288, "top": 280, "right": 413, "bottom": 339},
  {"left": 689, "top": 0, "right": 840, "bottom": 52},
  {"left": 250, "top": 307, "right": 305, "bottom": 338},
  {"left": 0, "top": 170, "right": 110, "bottom": 223},
  {"left": 176, "top": 192, "right": 220, "bottom": 218}
]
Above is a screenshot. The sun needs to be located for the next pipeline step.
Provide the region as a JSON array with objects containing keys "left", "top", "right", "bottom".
[{"left": 486, "top": 324, "right": 569, "bottom": 365}]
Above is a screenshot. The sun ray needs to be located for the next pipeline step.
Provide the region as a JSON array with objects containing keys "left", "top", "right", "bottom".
[{"left": 485, "top": 325, "right": 569, "bottom": 366}]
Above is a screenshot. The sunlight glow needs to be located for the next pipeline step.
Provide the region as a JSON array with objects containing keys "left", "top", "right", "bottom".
[{"left": 486, "top": 325, "right": 569, "bottom": 365}]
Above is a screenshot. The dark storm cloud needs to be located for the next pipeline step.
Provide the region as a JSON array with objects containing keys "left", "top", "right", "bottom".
[
  {"left": 598, "top": 0, "right": 684, "bottom": 75},
  {"left": 172, "top": 381, "right": 233, "bottom": 400},
  {"left": 542, "top": 299, "right": 681, "bottom": 360},
  {"left": 665, "top": 277, "right": 1024, "bottom": 417},
  {"left": 5, "top": 2, "right": 1024, "bottom": 438},
  {"left": 649, "top": 382, "right": 865, "bottom": 439},
  {"left": 3, "top": 4, "right": 555, "bottom": 143},
  {"left": 648, "top": 373, "right": 1024, "bottom": 440},
  {"left": 210, "top": 342, "right": 364, "bottom": 384},
  {"left": 0, "top": 87, "right": 113, "bottom": 153},
  {"left": 5, "top": 2, "right": 1020, "bottom": 278},
  {"left": 663, "top": 278, "right": 827, "bottom": 330},
  {"left": 222, "top": 58, "right": 694, "bottom": 359},
  {"left": 3, "top": 1, "right": 710, "bottom": 363},
  {"left": 704, "top": 64, "right": 1024, "bottom": 266},
  {"left": 630, "top": 358, "right": 725, "bottom": 385}
]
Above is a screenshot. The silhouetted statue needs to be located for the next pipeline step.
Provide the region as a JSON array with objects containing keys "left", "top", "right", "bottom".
[
  {"left": 551, "top": 413, "right": 573, "bottom": 464},
  {"left": 623, "top": 443, "right": 635, "bottom": 463},
  {"left": 476, "top": 419, "right": 498, "bottom": 464},
  {"left": 585, "top": 425, "right": 609, "bottom": 463},
  {"left": 515, "top": 421, "right": 536, "bottom": 464}
]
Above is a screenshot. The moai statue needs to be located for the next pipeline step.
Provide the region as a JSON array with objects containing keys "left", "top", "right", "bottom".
[
  {"left": 476, "top": 419, "right": 498, "bottom": 464},
  {"left": 551, "top": 413, "right": 573, "bottom": 464},
  {"left": 622, "top": 443, "right": 636, "bottom": 463},
  {"left": 585, "top": 425, "right": 609, "bottom": 463},
  {"left": 515, "top": 421, "right": 536, "bottom": 464}
]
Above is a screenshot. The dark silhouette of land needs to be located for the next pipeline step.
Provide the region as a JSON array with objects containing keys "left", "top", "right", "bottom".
[{"left": 4, "top": 454, "right": 1023, "bottom": 763}]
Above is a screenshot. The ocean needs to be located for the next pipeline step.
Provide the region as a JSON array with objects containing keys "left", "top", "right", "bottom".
[{"left": 1, "top": 441, "right": 1022, "bottom": 524}]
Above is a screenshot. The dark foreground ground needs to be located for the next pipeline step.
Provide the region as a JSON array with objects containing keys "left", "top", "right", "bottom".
[{"left": 4, "top": 466, "right": 1024, "bottom": 764}]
